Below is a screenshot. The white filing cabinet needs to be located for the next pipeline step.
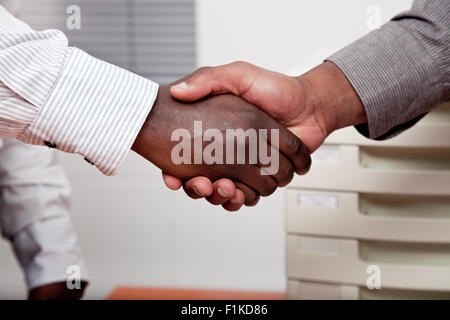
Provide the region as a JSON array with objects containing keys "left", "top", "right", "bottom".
[{"left": 286, "top": 102, "right": 450, "bottom": 299}]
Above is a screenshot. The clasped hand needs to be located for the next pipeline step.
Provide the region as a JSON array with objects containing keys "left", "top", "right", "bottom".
[
  {"left": 132, "top": 83, "right": 311, "bottom": 211},
  {"left": 133, "top": 61, "right": 364, "bottom": 211}
]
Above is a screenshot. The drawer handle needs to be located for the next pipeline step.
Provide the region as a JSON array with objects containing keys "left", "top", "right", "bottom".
[
  {"left": 359, "top": 193, "right": 450, "bottom": 219},
  {"left": 359, "top": 240, "right": 450, "bottom": 267},
  {"left": 359, "top": 146, "right": 450, "bottom": 171}
]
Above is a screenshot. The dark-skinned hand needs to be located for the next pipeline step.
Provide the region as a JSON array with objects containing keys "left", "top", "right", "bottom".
[
  {"left": 132, "top": 84, "right": 311, "bottom": 209},
  {"left": 28, "top": 281, "right": 87, "bottom": 300}
]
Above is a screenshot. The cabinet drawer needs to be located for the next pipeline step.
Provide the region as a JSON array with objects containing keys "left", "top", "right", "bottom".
[
  {"left": 325, "top": 102, "right": 450, "bottom": 148},
  {"left": 290, "top": 145, "right": 450, "bottom": 195},
  {"left": 287, "top": 235, "right": 450, "bottom": 291},
  {"left": 287, "top": 279, "right": 450, "bottom": 300},
  {"left": 286, "top": 189, "right": 450, "bottom": 243},
  {"left": 287, "top": 279, "right": 358, "bottom": 300}
]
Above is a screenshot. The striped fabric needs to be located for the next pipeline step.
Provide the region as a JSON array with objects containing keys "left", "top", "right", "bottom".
[
  {"left": 0, "top": 3, "right": 88, "bottom": 292},
  {"left": 0, "top": 139, "right": 87, "bottom": 290},
  {"left": 328, "top": 0, "right": 450, "bottom": 140},
  {"left": 12, "top": 213, "right": 89, "bottom": 290},
  {"left": 0, "top": 5, "right": 159, "bottom": 175}
]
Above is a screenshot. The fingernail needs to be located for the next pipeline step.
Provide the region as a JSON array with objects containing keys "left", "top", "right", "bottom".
[
  {"left": 173, "top": 81, "right": 188, "bottom": 90},
  {"left": 193, "top": 186, "right": 202, "bottom": 197},
  {"left": 217, "top": 187, "right": 230, "bottom": 198}
]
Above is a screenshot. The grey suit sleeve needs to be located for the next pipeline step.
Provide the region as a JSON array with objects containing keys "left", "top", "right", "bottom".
[{"left": 327, "top": 0, "right": 449, "bottom": 140}]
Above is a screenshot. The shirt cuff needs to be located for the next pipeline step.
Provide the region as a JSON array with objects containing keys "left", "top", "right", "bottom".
[
  {"left": 11, "top": 215, "right": 88, "bottom": 290},
  {"left": 23, "top": 47, "right": 159, "bottom": 175},
  {"left": 326, "top": 22, "right": 443, "bottom": 140}
]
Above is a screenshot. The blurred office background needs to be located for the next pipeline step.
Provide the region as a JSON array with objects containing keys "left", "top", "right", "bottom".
[{"left": 0, "top": 0, "right": 415, "bottom": 299}]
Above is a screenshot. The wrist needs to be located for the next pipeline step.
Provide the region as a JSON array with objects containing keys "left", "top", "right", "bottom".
[
  {"left": 296, "top": 61, "right": 367, "bottom": 134},
  {"left": 131, "top": 87, "right": 171, "bottom": 167},
  {"left": 131, "top": 110, "right": 151, "bottom": 155},
  {"left": 132, "top": 95, "right": 159, "bottom": 157}
]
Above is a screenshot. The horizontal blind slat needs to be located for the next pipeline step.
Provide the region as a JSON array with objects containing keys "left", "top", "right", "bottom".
[{"left": 20, "top": 0, "right": 195, "bottom": 84}]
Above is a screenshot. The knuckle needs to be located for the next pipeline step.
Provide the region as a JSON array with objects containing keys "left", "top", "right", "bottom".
[
  {"left": 291, "top": 137, "right": 303, "bottom": 155},
  {"left": 284, "top": 162, "right": 295, "bottom": 177},
  {"left": 246, "top": 194, "right": 260, "bottom": 206},
  {"left": 235, "top": 182, "right": 259, "bottom": 206},
  {"left": 298, "top": 154, "right": 312, "bottom": 175},
  {"left": 261, "top": 179, "right": 277, "bottom": 197},
  {"left": 207, "top": 196, "right": 224, "bottom": 206},
  {"left": 247, "top": 189, "right": 258, "bottom": 203},
  {"left": 195, "top": 66, "right": 212, "bottom": 75},
  {"left": 231, "top": 61, "right": 249, "bottom": 68},
  {"left": 224, "top": 204, "right": 240, "bottom": 212},
  {"left": 183, "top": 186, "right": 198, "bottom": 199},
  {"left": 279, "top": 164, "right": 294, "bottom": 186}
]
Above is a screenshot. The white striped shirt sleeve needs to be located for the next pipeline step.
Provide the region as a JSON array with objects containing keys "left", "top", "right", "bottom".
[
  {"left": 0, "top": 139, "right": 88, "bottom": 290},
  {"left": 0, "top": 6, "right": 158, "bottom": 175}
]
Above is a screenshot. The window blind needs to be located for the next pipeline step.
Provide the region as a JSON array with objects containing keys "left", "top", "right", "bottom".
[{"left": 20, "top": 0, "right": 196, "bottom": 85}]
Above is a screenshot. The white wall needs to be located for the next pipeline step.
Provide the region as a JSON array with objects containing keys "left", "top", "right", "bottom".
[
  {"left": 197, "top": 0, "right": 412, "bottom": 74},
  {"left": 0, "top": 0, "right": 412, "bottom": 299},
  {"left": 56, "top": 152, "right": 287, "bottom": 299}
]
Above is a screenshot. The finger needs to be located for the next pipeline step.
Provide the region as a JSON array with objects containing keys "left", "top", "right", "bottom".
[
  {"left": 238, "top": 165, "right": 277, "bottom": 197},
  {"left": 162, "top": 172, "right": 183, "bottom": 190},
  {"left": 281, "top": 135, "right": 311, "bottom": 175},
  {"left": 182, "top": 176, "right": 214, "bottom": 199},
  {"left": 170, "top": 62, "right": 256, "bottom": 102},
  {"left": 206, "top": 178, "right": 237, "bottom": 205},
  {"left": 262, "top": 118, "right": 312, "bottom": 175},
  {"left": 234, "top": 182, "right": 260, "bottom": 206},
  {"left": 222, "top": 189, "right": 245, "bottom": 212},
  {"left": 258, "top": 150, "right": 295, "bottom": 187}
]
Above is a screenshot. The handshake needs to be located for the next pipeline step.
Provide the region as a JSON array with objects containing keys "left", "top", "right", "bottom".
[{"left": 132, "top": 61, "right": 366, "bottom": 211}]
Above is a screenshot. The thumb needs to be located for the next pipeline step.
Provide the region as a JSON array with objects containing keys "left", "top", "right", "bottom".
[
  {"left": 170, "top": 73, "right": 214, "bottom": 102},
  {"left": 171, "top": 64, "right": 245, "bottom": 101}
]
